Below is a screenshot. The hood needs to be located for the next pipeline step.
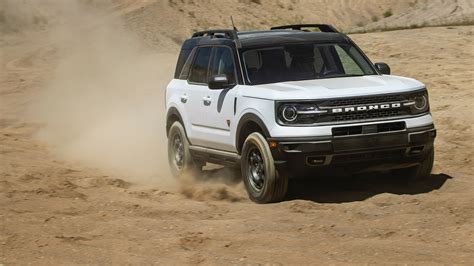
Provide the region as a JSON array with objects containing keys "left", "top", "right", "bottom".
[{"left": 240, "top": 75, "right": 425, "bottom": 100}]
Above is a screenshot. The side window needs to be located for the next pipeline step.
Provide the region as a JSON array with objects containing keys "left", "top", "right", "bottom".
[
  {"left": 188, "top": 47, "right": 212, "bottom": 84},
  {"left": 210, "top": 47, "right": 236, "bottom": 84},
  {"left": 179, "top": 48, "right": 196, "bottom": 80},
  {"left": 335, "top": 45, "right": 364, "bottom": 75}
]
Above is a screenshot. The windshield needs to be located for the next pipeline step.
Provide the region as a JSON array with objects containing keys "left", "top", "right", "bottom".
[{"left": 243, "top": 43, "right": 376, "bottom": 85}]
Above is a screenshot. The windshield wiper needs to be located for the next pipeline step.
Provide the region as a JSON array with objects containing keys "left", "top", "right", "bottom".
[{"left": 322, "top": 74, "right": 366, "bottom": 78}]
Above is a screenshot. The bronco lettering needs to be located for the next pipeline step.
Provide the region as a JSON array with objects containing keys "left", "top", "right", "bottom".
[{"left": 332, "top": 103, "right": 402, "bottom": 113}]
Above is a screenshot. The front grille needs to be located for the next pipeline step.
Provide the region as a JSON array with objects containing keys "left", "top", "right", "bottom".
[
  {"left": 320, "top": 94, "right": 406, "bottom": 107},
  {"left": 297, "top": 93, "right": 411, "bottom": 124},
  {"left": 332, "top": 110, "right": 403, "bottom": 122},
  {"left": 332, "top": 149, "right": 405, "bottom": 164}
]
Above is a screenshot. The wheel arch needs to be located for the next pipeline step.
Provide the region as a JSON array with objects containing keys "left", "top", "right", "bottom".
[
  {"left": 166, "top": 107, "right": 184, "bottom": 137},
  {"left": 236, "top": 113, "right": 271, "bottom": 154}
]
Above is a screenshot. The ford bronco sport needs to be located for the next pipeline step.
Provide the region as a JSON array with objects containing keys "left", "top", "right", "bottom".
[{"left": 165, "top": 24, "right": 436, "bottom": 203}]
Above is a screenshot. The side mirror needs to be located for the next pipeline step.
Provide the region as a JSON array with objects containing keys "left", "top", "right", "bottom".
[
  {"left": 208, "top": 74, "right": 233, "bottom": 90},
  {"left": 375, "top": 62, "right": 391, "bottom": 75}
]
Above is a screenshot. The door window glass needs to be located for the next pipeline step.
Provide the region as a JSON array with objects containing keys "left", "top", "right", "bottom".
[
  {"left": 210, "top": 47, "right": 236, "bottom": 84},
  {"left": 189, "top": 47, "right": 212, "bottom": 84}
]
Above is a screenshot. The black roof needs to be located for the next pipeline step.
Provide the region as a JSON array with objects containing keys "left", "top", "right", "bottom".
[
  {"left": 182, "top": 24, "right": 350, "bottom": 50},
  {"left": 237, "top": 30, "right": 349, "bottom": 48}
]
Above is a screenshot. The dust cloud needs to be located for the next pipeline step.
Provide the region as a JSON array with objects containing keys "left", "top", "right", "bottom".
[
  {"left": 0, "top": 0, "right": 51, "bottom": 34},
  {"left": 179, "top": 168, "right": 246, "bottom": 202},
  {"left": 11, "top": 0, "right": 244, "bottom": 197},
  {"left": 25, "top": 0, "right": 177, "bottom": 186}
]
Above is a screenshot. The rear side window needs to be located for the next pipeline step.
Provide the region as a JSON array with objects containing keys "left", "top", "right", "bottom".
[
  {"left": 210, "top": 47, "right": 236, "bottom": 84},
  {"left": 178, "top": 48, "right": 196, "bottom": 80},
  {"left": 174, "top": 48, "right": 191, "bottom": 79},
  {"left": 188, "top": 47, "right": 212, "bottom": 84}
]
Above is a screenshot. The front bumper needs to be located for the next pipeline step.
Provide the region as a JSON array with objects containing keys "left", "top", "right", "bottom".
[{"left": 268, "top": 124, "right": 436, "bottom": 176}]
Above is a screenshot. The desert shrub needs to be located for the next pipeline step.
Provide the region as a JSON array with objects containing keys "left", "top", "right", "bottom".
[
  {"left": 371, "top": 15, "right": 379, "bottom": 22},
  {"left": 383, "top": 9, "right": 393, "bottom": 18},
  {"left": 239, "top": 0, "right": 262, "bottom": 4}
]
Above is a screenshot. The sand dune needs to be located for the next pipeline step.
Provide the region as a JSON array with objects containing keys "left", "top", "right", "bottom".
[
  {"left": 1, "top": 0, "right": 473, "bottom": 264},
  {"left": 118, "top": 0, "right": 473, "bottom": 49},
  {"left": 357, "top": 0, "right": 474, "bottom": 32}
]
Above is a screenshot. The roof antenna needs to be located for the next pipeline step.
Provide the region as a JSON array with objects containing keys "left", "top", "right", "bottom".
[{"left": 230, "top": 16, "right": 238, "bottom": 31}]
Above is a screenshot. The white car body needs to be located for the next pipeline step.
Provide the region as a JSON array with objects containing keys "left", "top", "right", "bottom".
[
  {"left": 166, "top": 25, "right": 437, "bottom": 203},
  {"left": 166, "top": 75, "right": 434, "bottom": 152}
]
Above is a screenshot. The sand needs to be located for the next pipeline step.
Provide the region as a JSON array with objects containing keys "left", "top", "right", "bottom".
[{"left": 1, "top": 0, "right": 473, "bottom": 264}]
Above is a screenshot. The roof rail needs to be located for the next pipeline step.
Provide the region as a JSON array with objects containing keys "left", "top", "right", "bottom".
[
  {"left": 270, "top": 24, "right": 339, "bottom": 33},
  {"left": 191, "top": 29, "right": 241, "bottom": 47}
]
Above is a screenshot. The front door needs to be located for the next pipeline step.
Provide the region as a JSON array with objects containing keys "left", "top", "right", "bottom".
[
  {"left": 186, "top": 46, "right": 238, "bottom": 152},
  {"left": 200, "top": 46, "right": 238, "bottom": 151}
]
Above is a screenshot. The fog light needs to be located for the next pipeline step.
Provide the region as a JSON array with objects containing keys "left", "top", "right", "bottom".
[
  {"left": 307, "top": 156, "right": 326, "bottom": 166},
  {"left": 409, "top": 146, "right": 424, "bottom": 155}
]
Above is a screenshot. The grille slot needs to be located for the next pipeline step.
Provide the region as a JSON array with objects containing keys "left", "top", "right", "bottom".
[
  {"left": 332, "top": 122, "right": 406, "bottom": 137},
  {"left": 332, "top": 149, "right": 405, "bottom": 164}
]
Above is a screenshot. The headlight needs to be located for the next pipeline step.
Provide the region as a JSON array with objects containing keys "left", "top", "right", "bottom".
[
  {"left": 407, "top": 91, "right": 430, "bottom": 114},
  {"left": 277, "top": 103, "right": 327, "bottom": 124},
  {"left": 413, "top": 95, "right": 427, "bottom": 110},
  {"left": 282, "top": 106, "right": 298, "bottom": 122}
]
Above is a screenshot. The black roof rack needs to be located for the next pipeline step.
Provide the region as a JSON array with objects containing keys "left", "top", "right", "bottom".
[
  {"left": 270, "top": 24, "right": 339, "bottom": 33},
  {"left": 191, "top": 29, "right": 241, "bottom": 47}
]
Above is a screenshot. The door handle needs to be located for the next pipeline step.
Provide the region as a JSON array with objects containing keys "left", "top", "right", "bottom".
[
  {"left": 202, "top": 96, "right": 212, "bottom": 106},
  {"left": 180, "top": 94, "right": 187, "bottom": 103}
]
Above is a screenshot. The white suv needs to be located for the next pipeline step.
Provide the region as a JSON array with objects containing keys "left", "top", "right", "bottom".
[{"left": 165, "top": 24, "right": 436, "bottom": 203}]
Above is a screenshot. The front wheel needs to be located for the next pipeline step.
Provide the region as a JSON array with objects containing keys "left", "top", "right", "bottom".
[
  {"left": 241, "top": 132, "right": 288, "bottom": 203},
  {"left": 167, "top": 121, "right": 198, "bottom": 178},
  {"left": 395, "top": 148, "right": 435, "bottom": 181}
]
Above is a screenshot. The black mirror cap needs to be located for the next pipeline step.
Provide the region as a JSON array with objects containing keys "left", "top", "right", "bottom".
[
  {"left": 208, "top": 74, "right": 233, "bottom": 90},
  {"left": 375, "top": 62, "right": 391, "bottom": 75}
]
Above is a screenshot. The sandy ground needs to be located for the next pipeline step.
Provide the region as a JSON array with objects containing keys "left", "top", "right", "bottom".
[{"left": 1, "top": 1, "right": 474, "bottom": 264}]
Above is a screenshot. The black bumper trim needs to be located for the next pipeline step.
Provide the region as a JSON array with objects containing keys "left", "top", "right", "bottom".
[{"left": 268, "top": 124, "right": 436, "bottom": 173}]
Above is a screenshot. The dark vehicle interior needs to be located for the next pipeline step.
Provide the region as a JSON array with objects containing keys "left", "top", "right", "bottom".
[{"left": 243, "top": 43, "right": 375, "bottom": 85}]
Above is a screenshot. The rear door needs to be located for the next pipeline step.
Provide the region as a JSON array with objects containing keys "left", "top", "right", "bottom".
[{"left": 185, "top": 46, "right": 213, "bottom": 147}]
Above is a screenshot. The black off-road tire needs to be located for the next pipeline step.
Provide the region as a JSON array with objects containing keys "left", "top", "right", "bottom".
[
  {"left": 396, "top": 148, "right": 435, "bottom": 181},
  {"left": 241, "top": 132, "right": 288, "bottom": 203},
  {"left": 167, "top": 121, "right": 200, "bottom": 178}
]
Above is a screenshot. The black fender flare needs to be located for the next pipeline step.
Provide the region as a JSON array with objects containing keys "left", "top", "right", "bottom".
[
  {"left": 235, "top": 113, "right": 271, "bottom": 153},
  {"left": 166, "top": 107, "right": 184, "bottom": 136}
]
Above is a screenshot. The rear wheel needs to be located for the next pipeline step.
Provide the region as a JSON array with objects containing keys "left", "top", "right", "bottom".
[
  {"left": 167, "top": 121, "right": 199, "bottom": 177},
  {"left": 241, "top": 132, "right": 288, "bottom": 203}
]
